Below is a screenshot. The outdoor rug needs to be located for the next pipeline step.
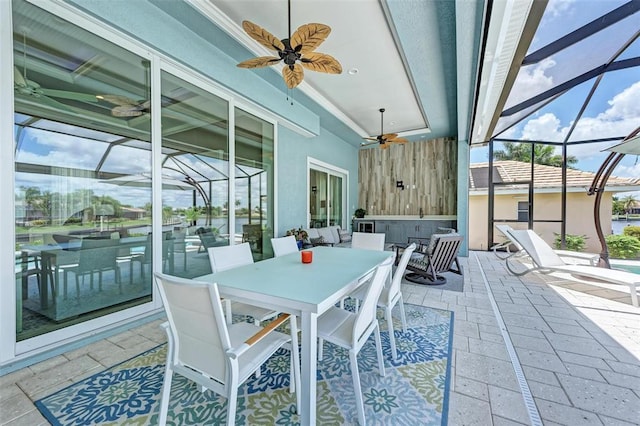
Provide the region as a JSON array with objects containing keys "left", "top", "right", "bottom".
[{"left": 36, "top": 303, "right": 453, "bottom": 425}]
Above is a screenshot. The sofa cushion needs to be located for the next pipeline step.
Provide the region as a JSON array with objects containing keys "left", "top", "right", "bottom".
[
  {"left": 305, "top": 228, "right": 320, "bottom": 240},
  {"left": 339, "top": 230, "right": 352, "bottom": 243},
  {"left": 327, "top": 226, "right": 341, "bottom": 245},
  {"left": 317, "top": 227, "right": 337, "bottom": 244},
  {"left": 310, "top": 236, "right": 327, "bottom": 246}
]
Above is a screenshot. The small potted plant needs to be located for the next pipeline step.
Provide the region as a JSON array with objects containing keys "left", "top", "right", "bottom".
[
  {"left": 354, "top": 208, "right": 367, "bottom": 218},
  {"left": 286, "top": 227, "right": 308, "bottom": 249}
]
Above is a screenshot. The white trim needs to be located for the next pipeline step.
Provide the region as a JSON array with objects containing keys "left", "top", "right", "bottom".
[
  {"left": 151, "top": 53, "right": 163, "bottom": 306},
  {"left": 0, "top": 0, "right": 16, "bottom": 364},
  {"left": 228, "top": 99, "right": 236, "bottom": 244},
  {"left": 15, "top": 305, "right": 163, "bottom": 356}
]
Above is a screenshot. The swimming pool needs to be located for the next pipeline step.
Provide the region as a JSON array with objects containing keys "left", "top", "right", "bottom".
[{"left": 611, "top": 261, "right": 640, "bottom": 274}]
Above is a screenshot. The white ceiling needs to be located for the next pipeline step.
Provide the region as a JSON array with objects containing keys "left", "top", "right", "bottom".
[{"left": 188, "top": 0, "right": 469, "bottom": 145}]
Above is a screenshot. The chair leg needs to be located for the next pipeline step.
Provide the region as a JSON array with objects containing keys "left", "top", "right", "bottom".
[
  {"left": 158, "top": 368, "right": 173, "bottom": 425},
  {"left": 386, "top": 305, "right": 397, "bottom": 360},
  {"left": 318, "top": 338, "right": 324, "bottom": 361},
  {"left": 289, "top": 316, "right": 301, "bottom": 411},
  {"left": 349, "top": 350, "right": 366, "bottom": 426},
  {"left": 630, "top": 284, "right": 638, "bottom": 307},
  {"left": 398, "top": 295, "right": 408, "bottom": 333},
  {"left": 226, "top": 387, "right": 238, "bottom": 426},
  {"left": 374, "top": 324, "right": 386, "bottom": 377}
]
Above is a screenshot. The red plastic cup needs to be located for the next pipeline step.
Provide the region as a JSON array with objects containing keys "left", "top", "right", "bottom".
[{"left": 301, "top": 250, "right": 313, "bottom": 264}]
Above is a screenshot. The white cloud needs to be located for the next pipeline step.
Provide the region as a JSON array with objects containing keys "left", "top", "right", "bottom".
[
  {"left": 570, "top": 81, "right": 640, "bottom": 141},
  {"left": 521, "top": 112, "right": 567, "bottom": 142},
  {"left": 545, "top": 0, "right": 575, "bottom": 19},
  {"left": 616, "top": 162, "right": 640, "bottom": 180},
  {"left": 505, "top": 58, "right": 556, "bottom": 109}
]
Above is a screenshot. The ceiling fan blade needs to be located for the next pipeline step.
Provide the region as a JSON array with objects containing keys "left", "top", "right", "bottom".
[
  {"left": 14, "top": 66, "right": 27, "bottom": 87},
  {"left": 282, "top": 64, "right": 304, "bottom": 89},
  {"left": 111, "top": 105, "right": 144, "bottom": 117},
  {"left": 237, "top": 56, "right": 282, "bottom": 69},
  {"left": 382, "top": 133, "right": 398, "bottom": 140},
  {"left": 16, "top": 91, "right": 73, "bottom": 112},
  {"left": 360, "top": 140, "right": 379, "bottom": 147},
  {"left": 40, "top": 88, "right": 98, "bottom": 103},
  {"left": 291, "top": 23, "right": 331, "bottom": 54},
  {"left": 389, "top": 137, "right": 409, "bottom": 144},
  {"left": 300, "top": 52, "right": 342, "bottom": 74},
  {"left": 363, "top": 137, "right": 379, "bottom": 141},
  {"left": 380, "top": 143, "right": 390, "bottom": 149},
  {"left": 96, "top": 94, "right": 138, "bottom": 106},
  {"left": 242, "top": 21, "right": 284, "bottom": 52}
]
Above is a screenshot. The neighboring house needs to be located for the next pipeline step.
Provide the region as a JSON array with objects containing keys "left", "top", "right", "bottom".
[
  {"left": 469, "top": 161, "right": 640, "bottom": 253},
  {"left": 121, "top": 206, "right": 146, "bottom": 220},
  {"left": 626, "top": 201, "right": 640, "bottom": 215}
]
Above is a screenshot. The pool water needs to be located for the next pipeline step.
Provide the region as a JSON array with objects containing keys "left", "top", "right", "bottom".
[{"left": 611, "top": 262, "right": 640, "bottom": 274}]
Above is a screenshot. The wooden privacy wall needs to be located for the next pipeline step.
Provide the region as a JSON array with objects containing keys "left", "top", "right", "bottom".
[{"left": 358, "top": 137, "right": 457, "bottom": 215}]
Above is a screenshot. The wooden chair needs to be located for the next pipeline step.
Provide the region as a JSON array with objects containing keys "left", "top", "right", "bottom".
[
  {"left": 405, "top": 234, "right": 463, "bottom": 285},
  {"left": 154, "top": 273, "right": 300, "bottom": 426},
  {"left": 317, "top": 257, "right": 393, "bottom": 426}
]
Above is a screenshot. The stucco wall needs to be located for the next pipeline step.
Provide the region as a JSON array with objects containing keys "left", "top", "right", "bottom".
[{"left": 469, "top": 191, "right": 613, "bottom": 253}]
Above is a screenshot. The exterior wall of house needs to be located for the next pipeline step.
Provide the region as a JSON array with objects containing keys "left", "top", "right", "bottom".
[{"left": 469, "top": 191, "right": 613, "bottom": 253}]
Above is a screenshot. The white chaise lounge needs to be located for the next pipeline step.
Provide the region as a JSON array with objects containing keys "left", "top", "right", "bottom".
[
  {"left": 505, "top": 229, "right": 639, "bottom": 307},
  {"left": 493, "top": 224, "right": 599, "bottom": 265}
]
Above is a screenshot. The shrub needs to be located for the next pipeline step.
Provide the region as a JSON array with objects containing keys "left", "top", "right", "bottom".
[
  {"left": 622, "top": 225, "right": 640, "bottom": 239},
  {"left": 605, "top": 234, "right": 640, "bottom": 259},
  {"left": 553, "top": 233, "right": 587, "bottom": 252}
]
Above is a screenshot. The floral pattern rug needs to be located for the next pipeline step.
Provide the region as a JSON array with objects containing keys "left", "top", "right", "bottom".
[{"left": 36, "top": 303, "right": 453, "bottom": 425}]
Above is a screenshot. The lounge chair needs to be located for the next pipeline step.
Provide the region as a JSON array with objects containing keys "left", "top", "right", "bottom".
[
  {"left": 493, "top": 224, "right": 599, "bottom": 265},
  {"left": 505, "top": 229, "right": 639, "bottom": 307}
]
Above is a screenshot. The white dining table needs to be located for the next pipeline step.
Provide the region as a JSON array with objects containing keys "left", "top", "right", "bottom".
[{"left": 195, "top": 245, "right": 393, "bottom": 425}]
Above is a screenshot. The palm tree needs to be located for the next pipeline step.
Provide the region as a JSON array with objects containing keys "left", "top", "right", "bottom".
[
  {"left": 494, "top": 142, "right": 578, "bottom": 168},
  {"left": 612, "top": 197, "right": 625, "bottom": 216},
  {"left": 621, "top": 194, "right": 638, "bottom": 215}
]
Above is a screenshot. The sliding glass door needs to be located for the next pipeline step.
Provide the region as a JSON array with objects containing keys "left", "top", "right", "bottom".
[{"left": 308, "top": 161, "right": 346, "bottom": 229}]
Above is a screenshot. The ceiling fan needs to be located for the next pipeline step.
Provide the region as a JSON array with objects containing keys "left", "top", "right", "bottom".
[
  {"left": 362, "top": 108, "right": 409, "bottom": 149},
  {"left": 95, "top": 95, "right": 151, "bottom": 118},
  {"left": 237, "top": 0, "right": 342, "bottom": 89},
  {"left": 14, "top": 30, "right": 98, "bottom": 111}
]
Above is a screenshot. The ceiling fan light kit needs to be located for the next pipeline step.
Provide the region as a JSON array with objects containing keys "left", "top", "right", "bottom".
[
  {"left": 362, "top": 108, "right": 410, "bottom": 149},
  {"left": 237, "top": 0, "right": 342, "bottom": 89}
]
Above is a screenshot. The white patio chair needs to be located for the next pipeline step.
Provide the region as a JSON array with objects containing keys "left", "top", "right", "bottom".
[
  {"left": 271, "top": 235, "right": 299, "bottom": 257},
  {"left": 349, "top": 243, "right": 416, "bottom": 359},
  {"left": 208, "top": 243, "right": 279, "bottom": 326},
  {"left": 154, "top": 273, "right": 300, "bottom": 426},
  {"left": 351, "top": 232, "right": 386, "bottom": 251},
  {"left": 506, "top": 229, "right": 639, "bottom": 307},
  {"left": 317, "top": 257, "right": 393, "bottom": 426}
]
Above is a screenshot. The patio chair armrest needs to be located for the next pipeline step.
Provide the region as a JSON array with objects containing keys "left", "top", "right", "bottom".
[
  {"left": 227, "top": 313, "right": 291, "bottom": 359},
  {"left": 555, "top": 250, "right": 599, "bottom": 266}
]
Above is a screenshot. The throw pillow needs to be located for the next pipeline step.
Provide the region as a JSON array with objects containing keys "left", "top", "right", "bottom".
[
  {"left": 339, "top": 231, "right": 352, "bottom": 243},
  {"left": 310, "top": 236, "right": 326, "bottom": 246}
]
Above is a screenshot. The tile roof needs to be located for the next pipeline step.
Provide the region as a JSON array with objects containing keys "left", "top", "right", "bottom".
[{"left": 469, "top": 160, "right": 640, "bottom": 192}]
